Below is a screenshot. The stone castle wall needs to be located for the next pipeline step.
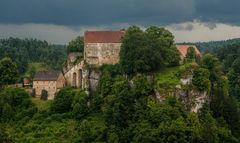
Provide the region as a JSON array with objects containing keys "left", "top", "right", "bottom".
[
  {"left": 84, "top": 43, "right": 121, "bottom": 66},
  {"left": 63, "top": 61, "right": 89, "bottom": 89},
  {"left": 33, "top": 80, "right": 57, "bottom": 100}
]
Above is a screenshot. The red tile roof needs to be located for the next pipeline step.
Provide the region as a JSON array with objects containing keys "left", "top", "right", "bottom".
[
  {"left": 176, "top": 45, "right": 201, "bottom": 58},
  {"left": 84, "top": 31, "right": 125, "bottom": 43}
]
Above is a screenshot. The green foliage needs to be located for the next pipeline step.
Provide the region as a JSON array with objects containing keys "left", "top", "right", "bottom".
[
  {"left": 228, "top": 69, "right": 240, "bottom": 99},
  {"left": 1, "top": 103, "right": 14, "bottom": 121},
  {"left": 196, "top": 38, "right": 240, "bottom": 52},
  {"left": 192, "top": 68, "right": 211, "bottom": 91},
  {"left": 165, "top": 45, "right": 181, "bottom": 66},
  {"left": 0, "top": 57, "right": 18, "bottom": 87},
  {"left": 155, "top": 63, "right": 198, "bottom": 95},
  {"left": 0, "top": 88, "right": 34, "bottom": 122},
  {"left": 120, "top": 26, "right": 180, "bottom": 74},
  {"left": 50, "top": 87, "right": 75, "bottom": 114},
  {"left": 186, "top": 47, "right": 197, "bottom": 59},
  {"left": 231, "top": 57, "right": 240, "bottom": 73},
  {"left": 72, "top": 91, "right": 89, "bottom": 119},
  {"left": 0, "top": 88, "right": 32, "bottom": 109},
  {"left": 31, "top": 98, "right": 52, "bottom": 111},
  {"left": 222, "top": 97, "right": 240, "bottom": 137},
  {"left": 98, "top": 73, "right": 114, "bottom": 97},
  {"left": 200, "top": 110, "right": 219, "bottom": 143},
  {"left": 76, "top": 116, "right": 107, "bottom": 143},
  {"left": 155, "top": 66, "right": 181, "bottom": 92},
  {"left": 67, "top": 36, "right": 84, "bottom": 54},
  {"left": 1, "top": 27, "right": 240, "bottom": 142},
  {"left": 228, "top": 58, "right": 240, "bottom": 99},
  {"left": 132, "top": 74, "right": 153, "bottom": 97},
  {"left": 25, "top": 63, "right": 48, "bottom": 79},
  {"left": 0, "top": 127, "right": 12, "bottom": 143},
  {"left": 0, "top": 38, "right": 66, "bottom": 74},
  {"left": 201, "top": 54, "right": 221, "bottom": 71}
]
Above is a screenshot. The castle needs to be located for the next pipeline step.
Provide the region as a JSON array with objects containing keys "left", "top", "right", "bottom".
[
  {"left": 33, "top": 30, "right": 125, "bottom": 99},
  {"left": 33, "top": 30, "right": 201, "bottom": 100},
  {"left": 63, "top": 31, "right": 125, "bottom": 90}
]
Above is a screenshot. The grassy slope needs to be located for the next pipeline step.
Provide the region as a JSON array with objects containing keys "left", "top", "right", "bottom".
[
  {"left": 31, "top": 98, "right": 52, "bottom": 111},
  {"left": 24, "top": 62, "right": 49, "bottom": 77},
  {"left": 154, "top": 63, "right": 197, "bottom": 95}
]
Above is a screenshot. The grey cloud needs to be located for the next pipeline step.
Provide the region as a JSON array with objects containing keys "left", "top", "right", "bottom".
[
  {"left": 0, "top": 24, "right": 105, "bottom": 44},
  {"left": 0, "top": 0, "right": 240, "bottom": 26},
  {"left": 202, "top": 22, "right": 217, "bottom": 30},
  {"left": 0, "top": 0, "right": 195, "bottom": 26},
  {"left": 170, "top": 23, "right": 194, "bottom": 31}
]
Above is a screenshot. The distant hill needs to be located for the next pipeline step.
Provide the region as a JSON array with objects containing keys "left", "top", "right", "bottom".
[
  {"left": 195, "top": 38, "right": 240, "bottom": 52},
  {"left": 178, "top": 38, "right": 240, "bottom": 52},
  {"left": 0, "top": 37, "right": 67, "bottom": 74}
]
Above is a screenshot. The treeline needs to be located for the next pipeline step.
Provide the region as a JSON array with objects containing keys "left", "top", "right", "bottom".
[
  {"left": 195, "top": 38, "right": 240, "bottom": 100},
  {"left": 196, "top": 38, "right": 240, "bottom": 52},
  {"left": 207, "top": 42, "right": 240, "bottom": 101},
  {"left": 0, "top": 37, "right": 66, "bottom": 74}
]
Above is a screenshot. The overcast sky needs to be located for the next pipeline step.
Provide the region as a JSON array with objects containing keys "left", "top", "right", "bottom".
[{"left": 0, "top": 0, "right": 240, "bottom": 44}]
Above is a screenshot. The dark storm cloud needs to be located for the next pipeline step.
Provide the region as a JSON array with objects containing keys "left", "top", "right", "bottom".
[
  {"left": 195, "top": 0, "right": 240, "bottom": 25},
  {"left": 0, "top": 0, "right": 240, "bottom": 26},
  {"left": 1, "top": 0, "right": 240, "bottom": 44},
  {"left": 0, "top": 0, "right": 196, "bottom": 25}
]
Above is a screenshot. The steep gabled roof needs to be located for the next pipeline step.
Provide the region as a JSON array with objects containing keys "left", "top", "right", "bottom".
[
  {"left": 84, "top": 31, "right": 125, "bottom": 43},
  {"left": 33, "top": 70, "right": 60, "bottom": 81},
  {"left": 176, "top": 45, "right": 201, "bottom": 58}
]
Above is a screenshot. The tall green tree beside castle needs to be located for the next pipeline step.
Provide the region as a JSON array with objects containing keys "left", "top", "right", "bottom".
[
  {"left": 67, "top": 36, "right": 84, "bottom": 54},
  {"left": 120, "top": 26, "right": 180, "bottom": 74},
  {"left": 0, "top": 57, "right": 18, "bottom": 88}
]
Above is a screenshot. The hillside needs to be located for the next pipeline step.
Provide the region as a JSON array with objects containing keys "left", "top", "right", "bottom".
[
  {"left": 196, "top": 38, "right": 240, "bottom": 52},
  {"left": 0, "top": 38, "right": 66, "bottom": 74},
  {"left": 1, "top": 26, "right": 240, "bottom": 143},
  {"left": 179, "top": 38, "right": 240, "bottom": 52}
]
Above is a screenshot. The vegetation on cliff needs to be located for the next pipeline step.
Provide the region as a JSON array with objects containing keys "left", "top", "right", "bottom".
[{"left": 0, "top": 26, "right": 240, "bottom": 142}]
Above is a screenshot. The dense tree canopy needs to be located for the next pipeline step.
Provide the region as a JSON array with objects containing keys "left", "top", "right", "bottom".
[
  {"left": 0, "top": 57, "right": 18, "bottom": 87},
  {"left": 0, "top": 38, "right": 66, "bottom": 74},
  {"left": 120, "top": 26, "right": 180, "bottom": 74},
  {"left": 66, "top": 36, "right": 84, "bottom": 54}
]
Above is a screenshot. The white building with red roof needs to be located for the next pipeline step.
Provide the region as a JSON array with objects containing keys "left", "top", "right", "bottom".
[{"left": 176, "top": 45, "right": 201, "bottom": 60}]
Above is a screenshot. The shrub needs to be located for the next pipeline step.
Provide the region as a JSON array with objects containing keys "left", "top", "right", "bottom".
[
  {"left": 50, "top": 87, "right": 75, "bottom": 113},
  {"left": 72, "top": 91, "right": 89, "bottom": 119},
  {"left": 192, "top": 68, "right": 211, "bottom": 91}
]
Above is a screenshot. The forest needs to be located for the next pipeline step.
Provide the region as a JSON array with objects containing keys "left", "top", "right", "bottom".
[
  {"left": 0, "top": 26, "right": 240, "bottom": 143},
  {"left": 0, "top": 38, "right": 66, "bottom": 75}
]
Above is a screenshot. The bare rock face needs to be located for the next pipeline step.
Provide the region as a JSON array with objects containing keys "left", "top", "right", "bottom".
[
  {"left": 178, "top": 75, "right": 209, "bottom": 113},
  {"left": 177, "top": 89, "right": 208, "bottom": 113},
  {"left": 89, "top": 70, "right": 101, "bottom": 92},
  {"left": 155, "top": 73, "right": 209, "bottom": 113}
]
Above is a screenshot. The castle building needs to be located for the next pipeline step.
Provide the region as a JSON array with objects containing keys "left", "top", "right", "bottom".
[
  {"left": 62, "top": 30, "right": 125, "bottom": 91},
  {"left": 33, "top": 71, "right": 65, "bottom": 100},
  {"left": 84, "top": 31, "right": 125, "bottom": 65},
  {"left": 33, "top": 31, "right": 202, "bottom": 100}
]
